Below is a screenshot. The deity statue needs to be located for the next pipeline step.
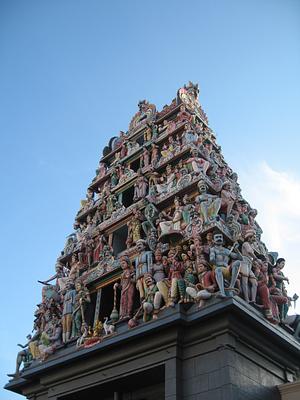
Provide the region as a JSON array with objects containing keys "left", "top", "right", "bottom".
[
  {"left": 151, "top": 143, "right": 160, "bottom": 167},
  {"left": 62, "top": 280, "right": 77, "bottom": 343},
  {"left": 186, "top": 149, "right": 210, "bottom": 175},
  {"left": 182, "top": 194, "right": 195, "bottom": 227},
  {"left": 95, "top": 161, "right": 107, "bottom": 179},
  {"left": 195, "top": 180, "right": 221, "bottom": 224},
  {"left": 272, "top": 258, "right": 290, "bottom": 320},
  {"left": 115, "top": 256, "right": 135, "bottom": 320},
  {"left": 186, "top": 260, "right": 216, "bottom": 308},
  {"left": 168, "top": 250, "right": 185, "bottom": 306},
  {"left": 142, "top": 274, "right": 161, "bottom": 321},
  {"left": 220, "top": 181, "right": 236, "bottom": 220},
  {"left": 38, "top": 315, "right": 62, "bottom": 361},
  {"left": 176, "top": 105, "right": 192, "bottom": 124},
  {"left": 156, "top": 164, "right": 177, "bottom": 194},
  {"left": 240, "top": 230, "right": 258, "bottom": 303},
  {"left": 127, "top": 207, "right": 144, "bottom": 247},
  {"left": 71, "top": 281, "right": 91, "bottom": 339},
  {"left": 159, "top": 197, "right": 184, "bottom": 236},
  {"left": 134, "top": 240, "right": 153, "bottom": 300},
  {"left": 181, "top": 123, "right": 198, "bottom": 147},
  {"left": 140, "top": 147, "right": 151, "bottom": 168},
  {"left": 209, "top": 233, "right": 242, "bottom": 298},
  {"left": 150, "top": 249, "right": 170, "bottom": 306},
  {"left": 133, "top": 170, "right": 148, "bottom": 201}
]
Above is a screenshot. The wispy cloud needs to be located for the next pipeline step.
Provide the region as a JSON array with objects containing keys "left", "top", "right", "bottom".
[{"left": 239, "top": 161, "right": 300, "bottom": 314}]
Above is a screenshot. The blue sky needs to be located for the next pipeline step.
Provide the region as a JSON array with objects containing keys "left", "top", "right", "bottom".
[{"left": 1, "top": 1, "right": 299, "bottom": 398}]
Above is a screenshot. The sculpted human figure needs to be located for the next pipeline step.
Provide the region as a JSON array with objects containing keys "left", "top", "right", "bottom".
[
  {"left": 95, "top": 161, "right": 107, "bottom": 178},
  {"left": 127, "top": 207, "right": 144, "bottom": 247},
  {"left": 156, "top": 165, "right": 177, "bottom": 194},
  {"left": 134, "top": 240, "right": 153, "bottom": 301},
  {"left": 72, "top": 281, "right": 91, "bottom": 339},
  {"left": 186, "top": 260, "right": 217, "bottom": 307},
  {"left": 62, "top": 281, "right": 76, "bottom": 343},
  {"left": 209, "top": 233, "right": 242, "bottom": 298},
  {"left": 38, "top": 315, "right": 62, "bottom": 361},
  {"left": 240, "top": 230, "right": 258, "bottom": 303},
  {"left": 186, "top": 149, "right": 210, "bottom": 175},
  {"left": 159, "top": 197, "right": 183, "bottom": 235},
  {"left": 141, "top": 147, "right": 150, "bottom": 168},
  {"left": 182, "top": 194, "right": 195, "bottom": 227},
  {"left": 176, "top": 105, "right": 192, "bottom": 124},
  {"left": 150, "top": 249, "right": 170, "bottom": 306},
  {"left": 115, "top": 255, "right": 135, "bottom": 320},
  {"left": 7, "top": 333, "right": 40, "bottom": 378},
  {"left": 272, "top": 258, "right": 290, "bottom": 320},
  {"left": 68, "top": 254, "right": 81, "bottom": 283},
  {"left": 182, "top": 123, "right": 198, "bottom": 147},
  {"left": 142, "top": 274, "right": 161, "bottom": 321},
  {"left": 38, "top": 262, "right": 69, "bottom": 292},
  {"left": 220, "top": 181, "right": 236, "bottom": 220},
  {"left": 195, "top": 180, "right": 221, "bottom": 224},
  {"left": 133, "top": 170, "right": 148, "bottom": 201},
  {"left": 151, "top": 144, "right": 160, "bottom": 167},
  {"left": 168, "top": 250, "right": 185, "bottom": 306}
]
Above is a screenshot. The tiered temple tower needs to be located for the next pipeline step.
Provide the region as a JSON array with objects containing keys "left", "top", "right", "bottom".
[{"left": 6, "top": 82, "right": 300, "bottom": 400}]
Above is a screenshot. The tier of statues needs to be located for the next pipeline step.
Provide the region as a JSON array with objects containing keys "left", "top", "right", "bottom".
[{"left": 8, "top": 82, "right": 298, "bottom": 380}]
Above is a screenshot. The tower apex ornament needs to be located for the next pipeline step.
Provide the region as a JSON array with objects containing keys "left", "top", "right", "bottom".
[{"left": 177, "top": 81, "right": 208, "bottom": 125}]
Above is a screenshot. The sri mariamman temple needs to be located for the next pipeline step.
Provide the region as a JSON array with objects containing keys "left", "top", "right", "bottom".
[{"left": 6, "top": 82, "right": 300, "bottom": 400}]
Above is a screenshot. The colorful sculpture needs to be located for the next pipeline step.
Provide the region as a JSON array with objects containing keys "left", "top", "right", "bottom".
[{"left": 9, "top": 82, "right": 297, "bottom": 377}]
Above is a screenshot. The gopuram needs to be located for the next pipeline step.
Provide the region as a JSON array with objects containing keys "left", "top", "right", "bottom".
[{"left": 5, "top": 82, "right": 300, "bottom": 400}]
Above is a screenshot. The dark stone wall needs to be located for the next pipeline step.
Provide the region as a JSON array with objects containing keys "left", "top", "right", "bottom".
[{"left": 5, "top": 299, "right": 300, "bottom": 400}]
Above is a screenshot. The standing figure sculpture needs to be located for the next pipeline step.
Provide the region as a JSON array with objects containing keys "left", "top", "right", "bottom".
[
  {"left": 150, "top": 249, "right": 170, "bottom": 306},
  {"left": 62, "top": 281, "right": 76, "bottom": 343},
  {"left": 240, "top": 230, "right": 258, "bottom": 303},
  {"left": 209, "top": 233, "right": 242, "bottom": 298},
  {"left": 72, "top": 281, "right": 91, "bottom": 339},
  {"left": 134, "top": 240, "right": 153, "bottom": 301},
  {"left": 115, "top": 255, "right": 135, "bottom": 320}
]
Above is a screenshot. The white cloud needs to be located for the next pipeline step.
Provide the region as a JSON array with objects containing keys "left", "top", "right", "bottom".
[{"left": 239, "top": 161, "right": 300, "bottom": 314}]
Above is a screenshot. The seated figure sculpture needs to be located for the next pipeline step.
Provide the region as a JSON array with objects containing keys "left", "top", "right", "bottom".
[
  {"left": 209, "top": 233, "right": 242, "bottom": 298},
  {"left": 195, "top": 180, "right": 221, "bottom": 225}
]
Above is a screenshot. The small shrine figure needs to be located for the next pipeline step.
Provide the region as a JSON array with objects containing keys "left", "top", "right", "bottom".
[
  {"left": 140, "top": 147, "right": 151, "bottom": 168},
  {"left": 159, "top": 197, "right": 183, "bottom": 235},
  {"left": 110, "top": 167, "right": 119, "bottom": 188},
  {"left": 182, "top": 123, "right": 198, "bottom": 147},
  {"left": 133, "top": 170, "right": 148, "bottom": 201},
  {"left": 134, "top": 240, "right": 153, "bottom": 301},
  {"left": 240, "top": 230, "right": 258, "bottom": 303},
  {"left": 272, "top": 258, "right": 290, "bottom": 320},
  {"left": 150, "top": 249, "right": 170, "bottom": 306},
  {"left": 142, "top": 274, "right": 161, "bottom": 321},
  {"left": 127, "top": 141, "right": 140, "bottom": 155},
  {"left": 151, "top": 143, "right": 160, "bottom": 167},
  {"left": 209, "top": 233, "right": 242, "bottom": 298},
  {"left": 71, "top": 281, "right": 91, "bottom": 339},
  {"left": 115, "top": 255, "right": 135, "bottom": 320},
  {"left": 220, "top": 181, "right": 236, "bottom": 220},
  {"left": 182, "top": 194, "right": 195, "bottom": 227},
  {"left": 195, "top": 180, "right": 221, "bottom": 224},
  {"left": 127, "top": 207, "right": 144, "bottom": 247},
  {"left": 95, "top": 162, "right": 107, "bottom": 178},
  {"left": 156, "top": 164, "right": 177, "bottom": 194},
  {"left": 186, "top": 149, "right": 210, "bottom": 175},
  {"left": 176, "top": 105, "right": 192, "bottom": 124},
  {"left": 168, "top": 250, "right": 185, "bottom": 306},
  {"left": 7, "top": 333, "right": 39, "bottom": 378},
  {"left": 186, "top": 260, "right": 216, "bottom": 307},
  {"left": 62, "top": 280, "right": 76, "bottom": 343},
  {"left": 144, "top": 124, "right": 152, "bottom": 142}
]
